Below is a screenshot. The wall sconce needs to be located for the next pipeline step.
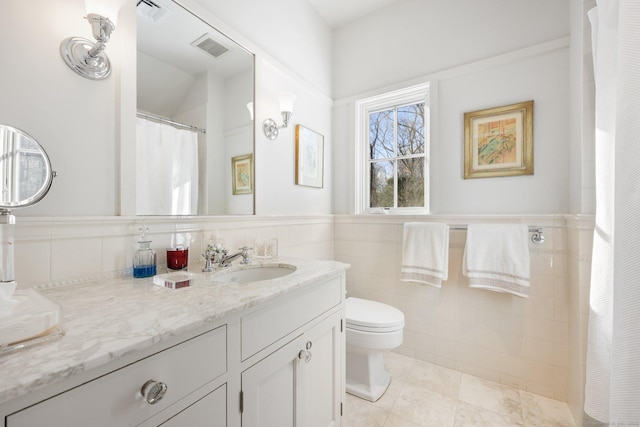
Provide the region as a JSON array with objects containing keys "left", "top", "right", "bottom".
[
  {"left": 262, "top": 93, "right": 297, "bottom": 140},
  {"left": 60, "top": 0, "right": 125, "bottom": 80}
]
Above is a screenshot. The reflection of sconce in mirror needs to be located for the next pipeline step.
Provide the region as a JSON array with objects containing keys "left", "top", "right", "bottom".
[
  {"left": 262, "top": 93, "right": 297, "bottom": 140},
  {"left": 60, "top": 0, "right": 125, "bottom": 80},
  {"left": 247, "top": 102, "right": 254, "bottom": 121}
]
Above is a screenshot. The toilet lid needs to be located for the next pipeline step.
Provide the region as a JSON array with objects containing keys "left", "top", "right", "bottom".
[{"left": 346, "top": 297, "right": 404, "bottom": 331}]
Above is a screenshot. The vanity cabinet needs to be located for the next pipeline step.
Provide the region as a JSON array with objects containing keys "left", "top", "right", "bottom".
[{"left": 1, "top": 270, "right": 346, "bottom": 427}]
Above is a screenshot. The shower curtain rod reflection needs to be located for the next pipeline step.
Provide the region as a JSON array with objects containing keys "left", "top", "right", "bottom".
[
  {"left": 137, "top": 112, "right": 207, "bottom": 134},
  {"left": 449, "top": 224, "right": 545, "bottom": 245}
]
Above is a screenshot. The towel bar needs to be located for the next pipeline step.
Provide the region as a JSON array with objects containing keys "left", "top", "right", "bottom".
[{"left": 448, "top": 225, "right": 545, "bottom": 245}]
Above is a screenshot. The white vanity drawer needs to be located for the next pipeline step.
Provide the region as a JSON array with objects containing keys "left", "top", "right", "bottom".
[
  {"left": 241, "top": 275, "right": 343, "bottom": 360},
  {"left": 159, "top": 383, "right": 226, "bottom": 427},
  {"left": 7, "top": 325, "right": 227, "bottom": 427}
]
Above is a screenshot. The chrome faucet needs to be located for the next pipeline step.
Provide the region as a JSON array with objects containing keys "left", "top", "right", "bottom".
[{"left": 218, "top": 246, "right": 250, "bottom": 268}]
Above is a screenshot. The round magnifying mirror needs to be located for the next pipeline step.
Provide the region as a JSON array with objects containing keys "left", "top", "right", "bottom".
[{"left": 0, "top": 125, "right": 54, "bottom": 209}]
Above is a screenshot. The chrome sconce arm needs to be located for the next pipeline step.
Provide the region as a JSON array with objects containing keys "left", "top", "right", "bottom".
[{"left": 60, "top": 0, "right": 125, "bottom": 80}]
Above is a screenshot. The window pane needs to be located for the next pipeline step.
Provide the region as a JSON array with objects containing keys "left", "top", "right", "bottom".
[
  {"left": 397, "top": 103, "right": 424, "bottom": 156},
  {"left": 370, "top": 160, "right": 394, "bottom": 208},
  {"left": 397, "top": 157, "right": 424, "bottom": 207},
  {"left": 369, "top": 109, "right": 395, "bottom": 160}
]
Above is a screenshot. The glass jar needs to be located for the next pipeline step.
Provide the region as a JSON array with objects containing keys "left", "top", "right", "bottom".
[{"left": 133, "top": 240, "right": 156, "bottom": 278}]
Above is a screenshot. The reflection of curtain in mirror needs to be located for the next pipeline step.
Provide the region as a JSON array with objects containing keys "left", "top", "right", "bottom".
[{"left": 136, "top": 118, "right": 199, "bottom": 215}]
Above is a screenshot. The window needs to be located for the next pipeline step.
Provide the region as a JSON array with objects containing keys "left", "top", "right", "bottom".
[{"left": 355, "top": 83, "right": 429, "bottom": 213}]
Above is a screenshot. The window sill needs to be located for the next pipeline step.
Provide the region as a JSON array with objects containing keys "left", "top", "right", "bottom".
[{"left": 363, "top": 208, "right": 430, "bottom": 215}]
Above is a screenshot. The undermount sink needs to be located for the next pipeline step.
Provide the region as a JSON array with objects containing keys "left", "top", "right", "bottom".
[{"left": 213, "top": 264, "right": 296, "bottom": 284}]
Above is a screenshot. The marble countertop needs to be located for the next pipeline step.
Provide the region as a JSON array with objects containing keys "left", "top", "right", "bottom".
[{"left": 0, "top": 257, "right": 349, "bottom": 405}]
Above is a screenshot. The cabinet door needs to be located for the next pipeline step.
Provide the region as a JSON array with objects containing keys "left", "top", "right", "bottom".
[
  {"left": 241, "top": 335, "right": 306, "bottom": 427},
  {"left": 241, "top": 312, "right": 343, "bottom": 427},
  {"left": 298, "top": 313, "right": 342, "bottom": 427}
]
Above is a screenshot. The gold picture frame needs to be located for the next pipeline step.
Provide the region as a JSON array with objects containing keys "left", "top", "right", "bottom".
[
  {"left": 295, "top": 125, "right": 324, "bottom": 188},
  {"left": 231, "top": 154, "right": 253, "bottom": 195},
  {"left": 464, "top": 100, "right": 533, "bottom": 179}
]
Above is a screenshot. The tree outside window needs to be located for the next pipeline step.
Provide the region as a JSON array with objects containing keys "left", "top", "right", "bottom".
[{"left": 368, "top": 102, "right": 425, "bottom": 209}]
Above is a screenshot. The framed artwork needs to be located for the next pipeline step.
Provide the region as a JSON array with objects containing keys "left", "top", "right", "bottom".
[
  {"left": 295, "top": 125, "right": 324, "bottom": 188},
  {"left": 231, "top": 154, "right": 253, "bottom": 195},
  {"left": 464, "top": 100, "right": 534, "bottom": 179}
]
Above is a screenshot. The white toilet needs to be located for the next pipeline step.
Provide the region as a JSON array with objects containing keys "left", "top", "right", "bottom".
[{"left": 345, "top": 297, "right": 405, "bottom": 401}]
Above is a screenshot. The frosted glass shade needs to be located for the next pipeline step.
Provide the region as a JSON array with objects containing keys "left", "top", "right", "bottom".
[
  {"left": 247, "top": 102, "right": 254, "bottom": 121},
  {"left": 85, "top": 0, "right": 126, "bottom": 25},
  {"left": 279, "top": 92, "right": 297, "bottom": 113}
]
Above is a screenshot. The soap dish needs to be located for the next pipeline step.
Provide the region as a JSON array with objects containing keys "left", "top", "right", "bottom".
[
  {"left": 153, "top": 272, "right": 194, "bottom": 289},
  {"left": 0, "top": 288, "right": 64, "bottom": 354}
]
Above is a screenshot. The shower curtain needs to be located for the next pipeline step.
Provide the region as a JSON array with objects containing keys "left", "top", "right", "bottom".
[
  {"left": 584, "top": 0, "right": 640, "bottom": 423},
  {"left": 136, "top": 118, "right": 199, "bottom": 215}
]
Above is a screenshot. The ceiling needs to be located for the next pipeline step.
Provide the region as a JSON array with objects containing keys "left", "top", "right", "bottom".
[{"left": 308, "top": 0, "right": 402, "bottom": 28}]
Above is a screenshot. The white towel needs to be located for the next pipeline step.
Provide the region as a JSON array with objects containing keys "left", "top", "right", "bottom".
[
  {"left": 401, "top": 222, "right": 449, "bottom": 288},
  {"left": 463, "top": 224, "right": 530, "bottom": 298}
]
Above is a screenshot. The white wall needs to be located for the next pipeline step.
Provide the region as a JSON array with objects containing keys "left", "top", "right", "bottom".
[
  {"left": 0, "top": 0, "right": 121, "bottom": 216},
  {"left": 433, "top": 47, "right": 570, "bottom": 214},
  {"left": 332, "top": 0, "right": 570, "bottom": 100},
  {"left": 254, "top": 59, "right": 333, "bottom": 215},
  {"left": 331, "top": 0, "right": 572, "bottom": 215}
]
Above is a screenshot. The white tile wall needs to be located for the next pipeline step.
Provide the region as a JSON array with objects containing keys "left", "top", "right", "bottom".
[
  {"left": 334, "top": 214, "right": 573, "bottom": 402},
  {"left": 13, "top": 215, "right": 334, "bottom": 288},
  {"left": 11, "top": 212, "right": 593, "bottom": 409},
  {"left": 566, "top": 215, "right": 595, "bottom": 427}
]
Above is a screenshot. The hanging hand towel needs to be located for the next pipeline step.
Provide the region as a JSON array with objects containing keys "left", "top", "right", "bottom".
[
  {"left": 463, "top": 224, "right": 530, "bottom": 298},
  {"left": 401, "top": 222, "right": 449, "bottom": 288}
]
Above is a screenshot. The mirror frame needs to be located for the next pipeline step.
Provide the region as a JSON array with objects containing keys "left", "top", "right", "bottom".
[{"left": 0, "top": 125, "right": 54, "bottom": 210}]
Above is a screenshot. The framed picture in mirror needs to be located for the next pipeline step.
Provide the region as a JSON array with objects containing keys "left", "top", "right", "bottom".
[
  {"left": 232, "top": 154, "right": 253, "bottom": 195},
  {"left": 295, "top": 125, "right": 324, "bottom": 188}
]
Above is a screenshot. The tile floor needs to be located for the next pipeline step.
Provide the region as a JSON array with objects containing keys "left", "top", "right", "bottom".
[{"left": 343, "top": 352, "right": 576, "bottom": 427}]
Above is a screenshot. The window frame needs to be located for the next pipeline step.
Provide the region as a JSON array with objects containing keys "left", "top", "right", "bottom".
[{"left": 355, "top": 83, "right": 430, "bottom": 214}]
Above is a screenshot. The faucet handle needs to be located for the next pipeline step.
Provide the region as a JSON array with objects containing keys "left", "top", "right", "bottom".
[{"left": 239, "top": 246, "right": 251, "bottom": 264}]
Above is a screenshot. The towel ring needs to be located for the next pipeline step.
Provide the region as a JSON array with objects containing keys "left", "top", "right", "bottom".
[{"left": 530, "top": 228, "right": 545, "bottom": 245}]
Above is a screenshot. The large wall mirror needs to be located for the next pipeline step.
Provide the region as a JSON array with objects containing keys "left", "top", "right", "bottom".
[{"left": 136, "top": 0, "right": 254, "bottom": 216}]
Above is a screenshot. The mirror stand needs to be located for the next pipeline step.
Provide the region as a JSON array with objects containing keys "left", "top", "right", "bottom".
[
  {"left": 0, "top": 210, "right": 16, "bottom": 299},
  {"left": 0, "top": 124, "right": 62, "bottom": 354}
]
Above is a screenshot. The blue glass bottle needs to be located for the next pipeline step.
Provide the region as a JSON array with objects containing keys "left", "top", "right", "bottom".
[{"left": 133, "top": 239, "right": 156, "bottom": 278}]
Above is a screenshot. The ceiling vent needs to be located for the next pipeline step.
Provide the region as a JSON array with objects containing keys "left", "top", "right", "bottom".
[
  {"left": 137, "top": 0, "right": 168, "bottom": 23},
  {"left": 191, "top": 34, "right": 231, "bottom": 59}
]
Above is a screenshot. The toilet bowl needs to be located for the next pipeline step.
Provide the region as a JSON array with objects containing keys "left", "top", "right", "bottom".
[{"left": 345, "top": 297, "right": 404, "bottom": 402}]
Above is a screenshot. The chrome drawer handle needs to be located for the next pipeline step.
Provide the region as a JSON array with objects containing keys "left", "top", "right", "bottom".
[{"left": 141, "top": 380, "right": 168, "bottom": 405}]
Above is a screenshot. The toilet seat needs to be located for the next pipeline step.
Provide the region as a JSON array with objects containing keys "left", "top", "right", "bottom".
[{"left": 346, "top": 297, "right": 404, "bottom": 333}]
